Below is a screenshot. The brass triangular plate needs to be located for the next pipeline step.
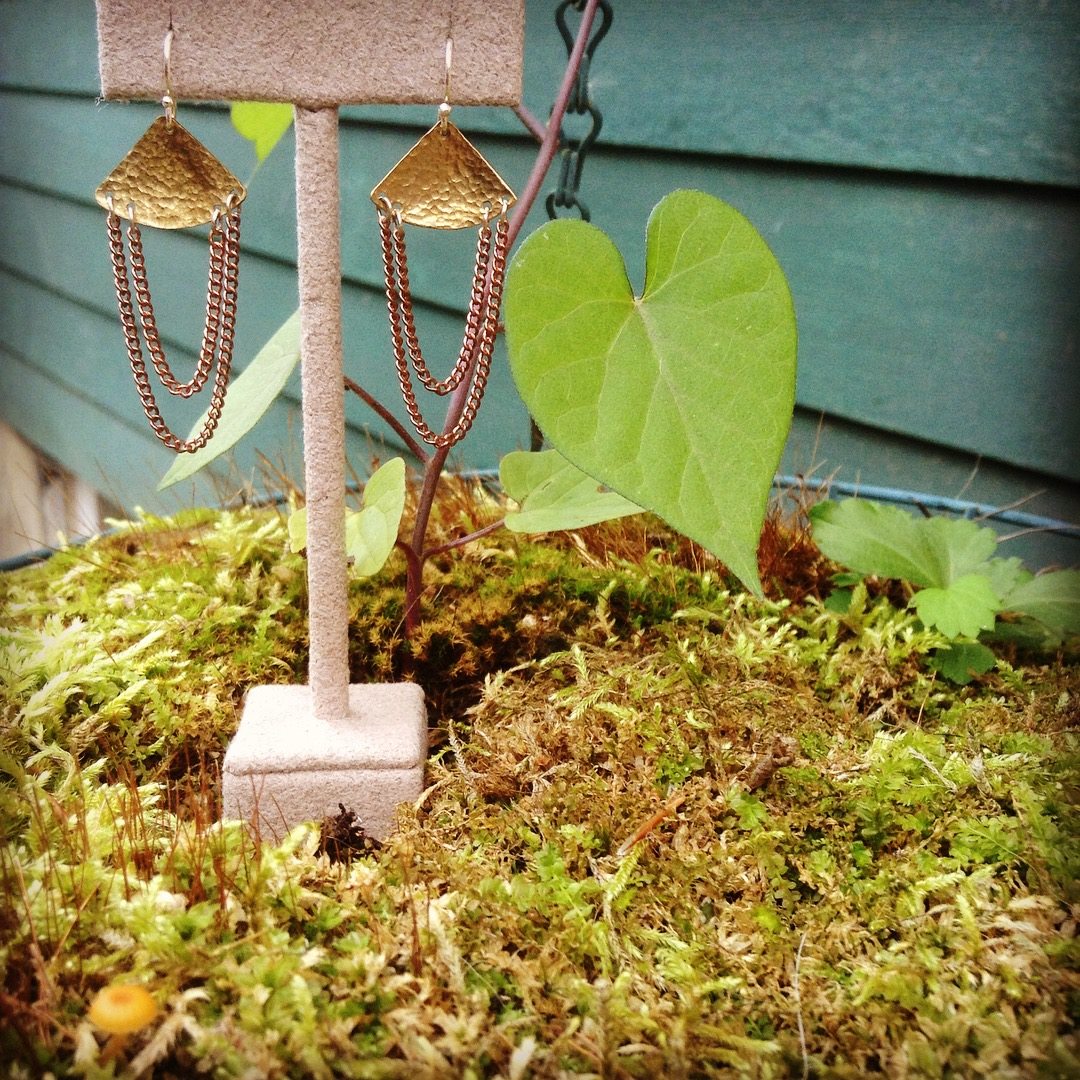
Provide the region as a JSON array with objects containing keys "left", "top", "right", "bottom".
[
  {"left": 95, "top": 116, "right": 246, "bottom": 230},
  {"left": 370, "top": 119, "right": 516, "bottom": 230}
]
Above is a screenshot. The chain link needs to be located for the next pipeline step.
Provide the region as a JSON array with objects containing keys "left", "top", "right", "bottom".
[
  {"left": 545, "top": 0, "right": 612, "bottom": 222},
  {"left": 105, "top": 201, "right": 240, "bottom": 453},
  {"left": 379, "top": 206, "right": 510, "bottom": 450}
]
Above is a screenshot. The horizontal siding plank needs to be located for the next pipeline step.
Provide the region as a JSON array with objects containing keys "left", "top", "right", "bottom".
[
  {"left": 2, "top": 1, "right": 1077, "bottom": 186},
  {"left": 0, "top": 0, "right": 99, "bottom": 95}
]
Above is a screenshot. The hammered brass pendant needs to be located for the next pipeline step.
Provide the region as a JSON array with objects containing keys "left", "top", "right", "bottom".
[
  {"left": 98, "top": 107, "right": 245, "bottom": 454},
  {"left": 370, "top": 110, "right": 515, "bottom": 230},
  {"left": 96, "top": 115, "right": 246, "bottom": 229},
  {"left": 372, "top": 101, "right": 515, "bottom": 450}
]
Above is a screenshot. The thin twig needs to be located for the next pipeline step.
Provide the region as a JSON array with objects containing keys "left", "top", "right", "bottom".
[
  {"left": 514, "top": 102, "right": 547, "bottom": 142},
  {"left": 424, "top": 518, "right": 505, "bottom": 559},
  {"left": 973, "top": 488, "right": 1046, "bottom": 522},
  {"left": 615, "top": 792, "right": 687, "bottom": 858},
  {"left": 794, "top": 929, "right": 809, "bottom": 1079},
  {"left": 344, "top": 375, "right": 429, "bottom": 463}
]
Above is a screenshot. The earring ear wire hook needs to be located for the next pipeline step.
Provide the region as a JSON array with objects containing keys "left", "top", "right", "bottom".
[
  {"left": 440, "top": 18, "right": 453, "bottom": 128},
  {"left": 162, "top": 25, "right": 176, "bottom": 122}
]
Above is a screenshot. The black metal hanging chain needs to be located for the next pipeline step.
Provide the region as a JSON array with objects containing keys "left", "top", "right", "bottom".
[{"left": 545, "top": 0, "right": 613, "bottom": 222}]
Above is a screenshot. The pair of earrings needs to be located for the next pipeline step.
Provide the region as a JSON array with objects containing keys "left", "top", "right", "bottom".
[{"left": 96, "top": 31, "right": 515, "bottom": 455}]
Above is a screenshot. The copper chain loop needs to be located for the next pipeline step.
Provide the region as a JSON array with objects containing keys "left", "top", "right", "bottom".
[
  {"left": 105, "top": 199, "right": 241, "bottom": 453},
  {"left": 378, "top": 203, "right": 509, "bottom": 449}
]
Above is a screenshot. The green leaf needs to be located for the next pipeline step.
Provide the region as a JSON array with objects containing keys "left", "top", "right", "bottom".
[
  {"left": 159, "top": 310, "right": 302, "bottom": 490},
  {"left": 911, "top": 573, "right": 1001, "bottom": 638},
  {"left": 919, "top": 516, "right": 1000, "bottom": 587},
  {"left": 287, "top": 504, "right": 307, "bottom": 554},
  {"left": 285, "top": 459, "right": 406, "bottom": 579},
  {"left": 979, "top": 556, "right": 1031, "bottom": 600},
  {"left": 344, "top": 457, "right": 406, "bottom": 577},
  {"left": 1000, "top": 569, "right": 1080, "bottom": 640},
  {"left": 811, "top": 500, "right": 932, "bottom": 584},
  {"left": 810, "top": 500, "right": 998, "bottom": 588},
  {"left": 500, "top": 450, "right": 643, "bottom": 533},
  {"left": 230, "top": 101, "right": 293, "bottom": 163},
  {"left": 504, "top": 190, "right": 797, "bottom": 594},
  {"left": 729, "top": 789, "right": 770, "bottom": 830},
  {"left": 929, "top": 642, "right": 997, "bottom": 685}
]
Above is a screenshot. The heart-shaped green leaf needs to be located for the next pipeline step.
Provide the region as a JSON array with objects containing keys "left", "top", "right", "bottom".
[
  {"left": 500, "top": 449, "right": 643, "bottom": 533},
  {"left": 287, "top": 457, "right": 405, "bottom": 578},
  {"left": 159, "top": 310, "right": 301, "bottom": 489},
  {"left": 504, "top": 190, "right": 797, "bottom": 592}
]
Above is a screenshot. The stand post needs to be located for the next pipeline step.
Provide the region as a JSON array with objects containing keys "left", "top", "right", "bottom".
[
  {"left": 224, "top": 105, "right": 427, "bottom": 839},
  {"left": 294, "top": 106, "right": 350, "bottom": 722}
]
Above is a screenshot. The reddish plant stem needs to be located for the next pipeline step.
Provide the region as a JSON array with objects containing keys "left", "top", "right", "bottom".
[
  {"left": 513, "top": 103, "right": 547, "bottom": 143},
  {"left": 425, "top": 518, "right": 505, "bottom": 560},
  {"left": 344, "top": 375, "right": 429, "bottom": 463},
  {"left": 395, "top": 538, "right": 424, "bottom": 634},
  {"left": 401, "top": 0, "right": 602, "bottom": 636}
]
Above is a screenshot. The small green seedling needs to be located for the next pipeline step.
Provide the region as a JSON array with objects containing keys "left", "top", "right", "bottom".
[{"left": 810, "top": 498, "right": 1080, "bottom": 682}]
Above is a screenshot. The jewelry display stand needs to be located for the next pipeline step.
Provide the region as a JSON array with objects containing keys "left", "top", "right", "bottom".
[{"left": 95, "top": 0, "right": 524, "bottom": 839}]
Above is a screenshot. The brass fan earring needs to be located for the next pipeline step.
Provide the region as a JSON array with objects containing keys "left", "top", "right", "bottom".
[
  {"left": 95, "top": 27, "right": 246, "bottom": 453},
  {"left": 370, "top": 32, "right": 515, "bottom": 449}
]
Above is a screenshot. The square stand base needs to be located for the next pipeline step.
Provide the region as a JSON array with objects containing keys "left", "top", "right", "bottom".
[{"left": 221, "top": 683, "right": 427, "bottom": 842}]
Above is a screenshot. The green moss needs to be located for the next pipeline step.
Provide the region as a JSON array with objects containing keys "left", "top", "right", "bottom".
[{"left": 1, "top": 506, "right": 1077, "bottom": 1077}]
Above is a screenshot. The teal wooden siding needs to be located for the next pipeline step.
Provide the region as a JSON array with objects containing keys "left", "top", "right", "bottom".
[{"left": 1, "top": 0, "right": 1077, "bottom": 565}]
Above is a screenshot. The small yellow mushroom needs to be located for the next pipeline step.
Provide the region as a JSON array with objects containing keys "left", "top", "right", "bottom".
[{"left": 87, "top": 983, "right": 158, "bottom": 1063}]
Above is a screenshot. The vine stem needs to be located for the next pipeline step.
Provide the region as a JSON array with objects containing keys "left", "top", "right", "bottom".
[
  {"left": 344, "top": 375, "right": 429, "bottom": 463},
  {"left": 398, "top": 0, "right": 603, "bottom": 636},
  {"left": 425, "top": 518, "right": 505, "bottom": 560}
]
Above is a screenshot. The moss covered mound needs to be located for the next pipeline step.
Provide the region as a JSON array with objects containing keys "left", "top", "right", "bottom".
[{"left": 1, "top": 505, "right": 1077, "bottom": 1077}]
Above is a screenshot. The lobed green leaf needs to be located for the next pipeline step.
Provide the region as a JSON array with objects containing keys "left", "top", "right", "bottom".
[
  {"left": 911, "top": 573, "right": 1001, "bottom": 638},
  {"left": 810, "top": 500, "right": 999, "bottom": 590},
  {"left": 1000, "top": 568, "right": 1080, "bottom": 641}
]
